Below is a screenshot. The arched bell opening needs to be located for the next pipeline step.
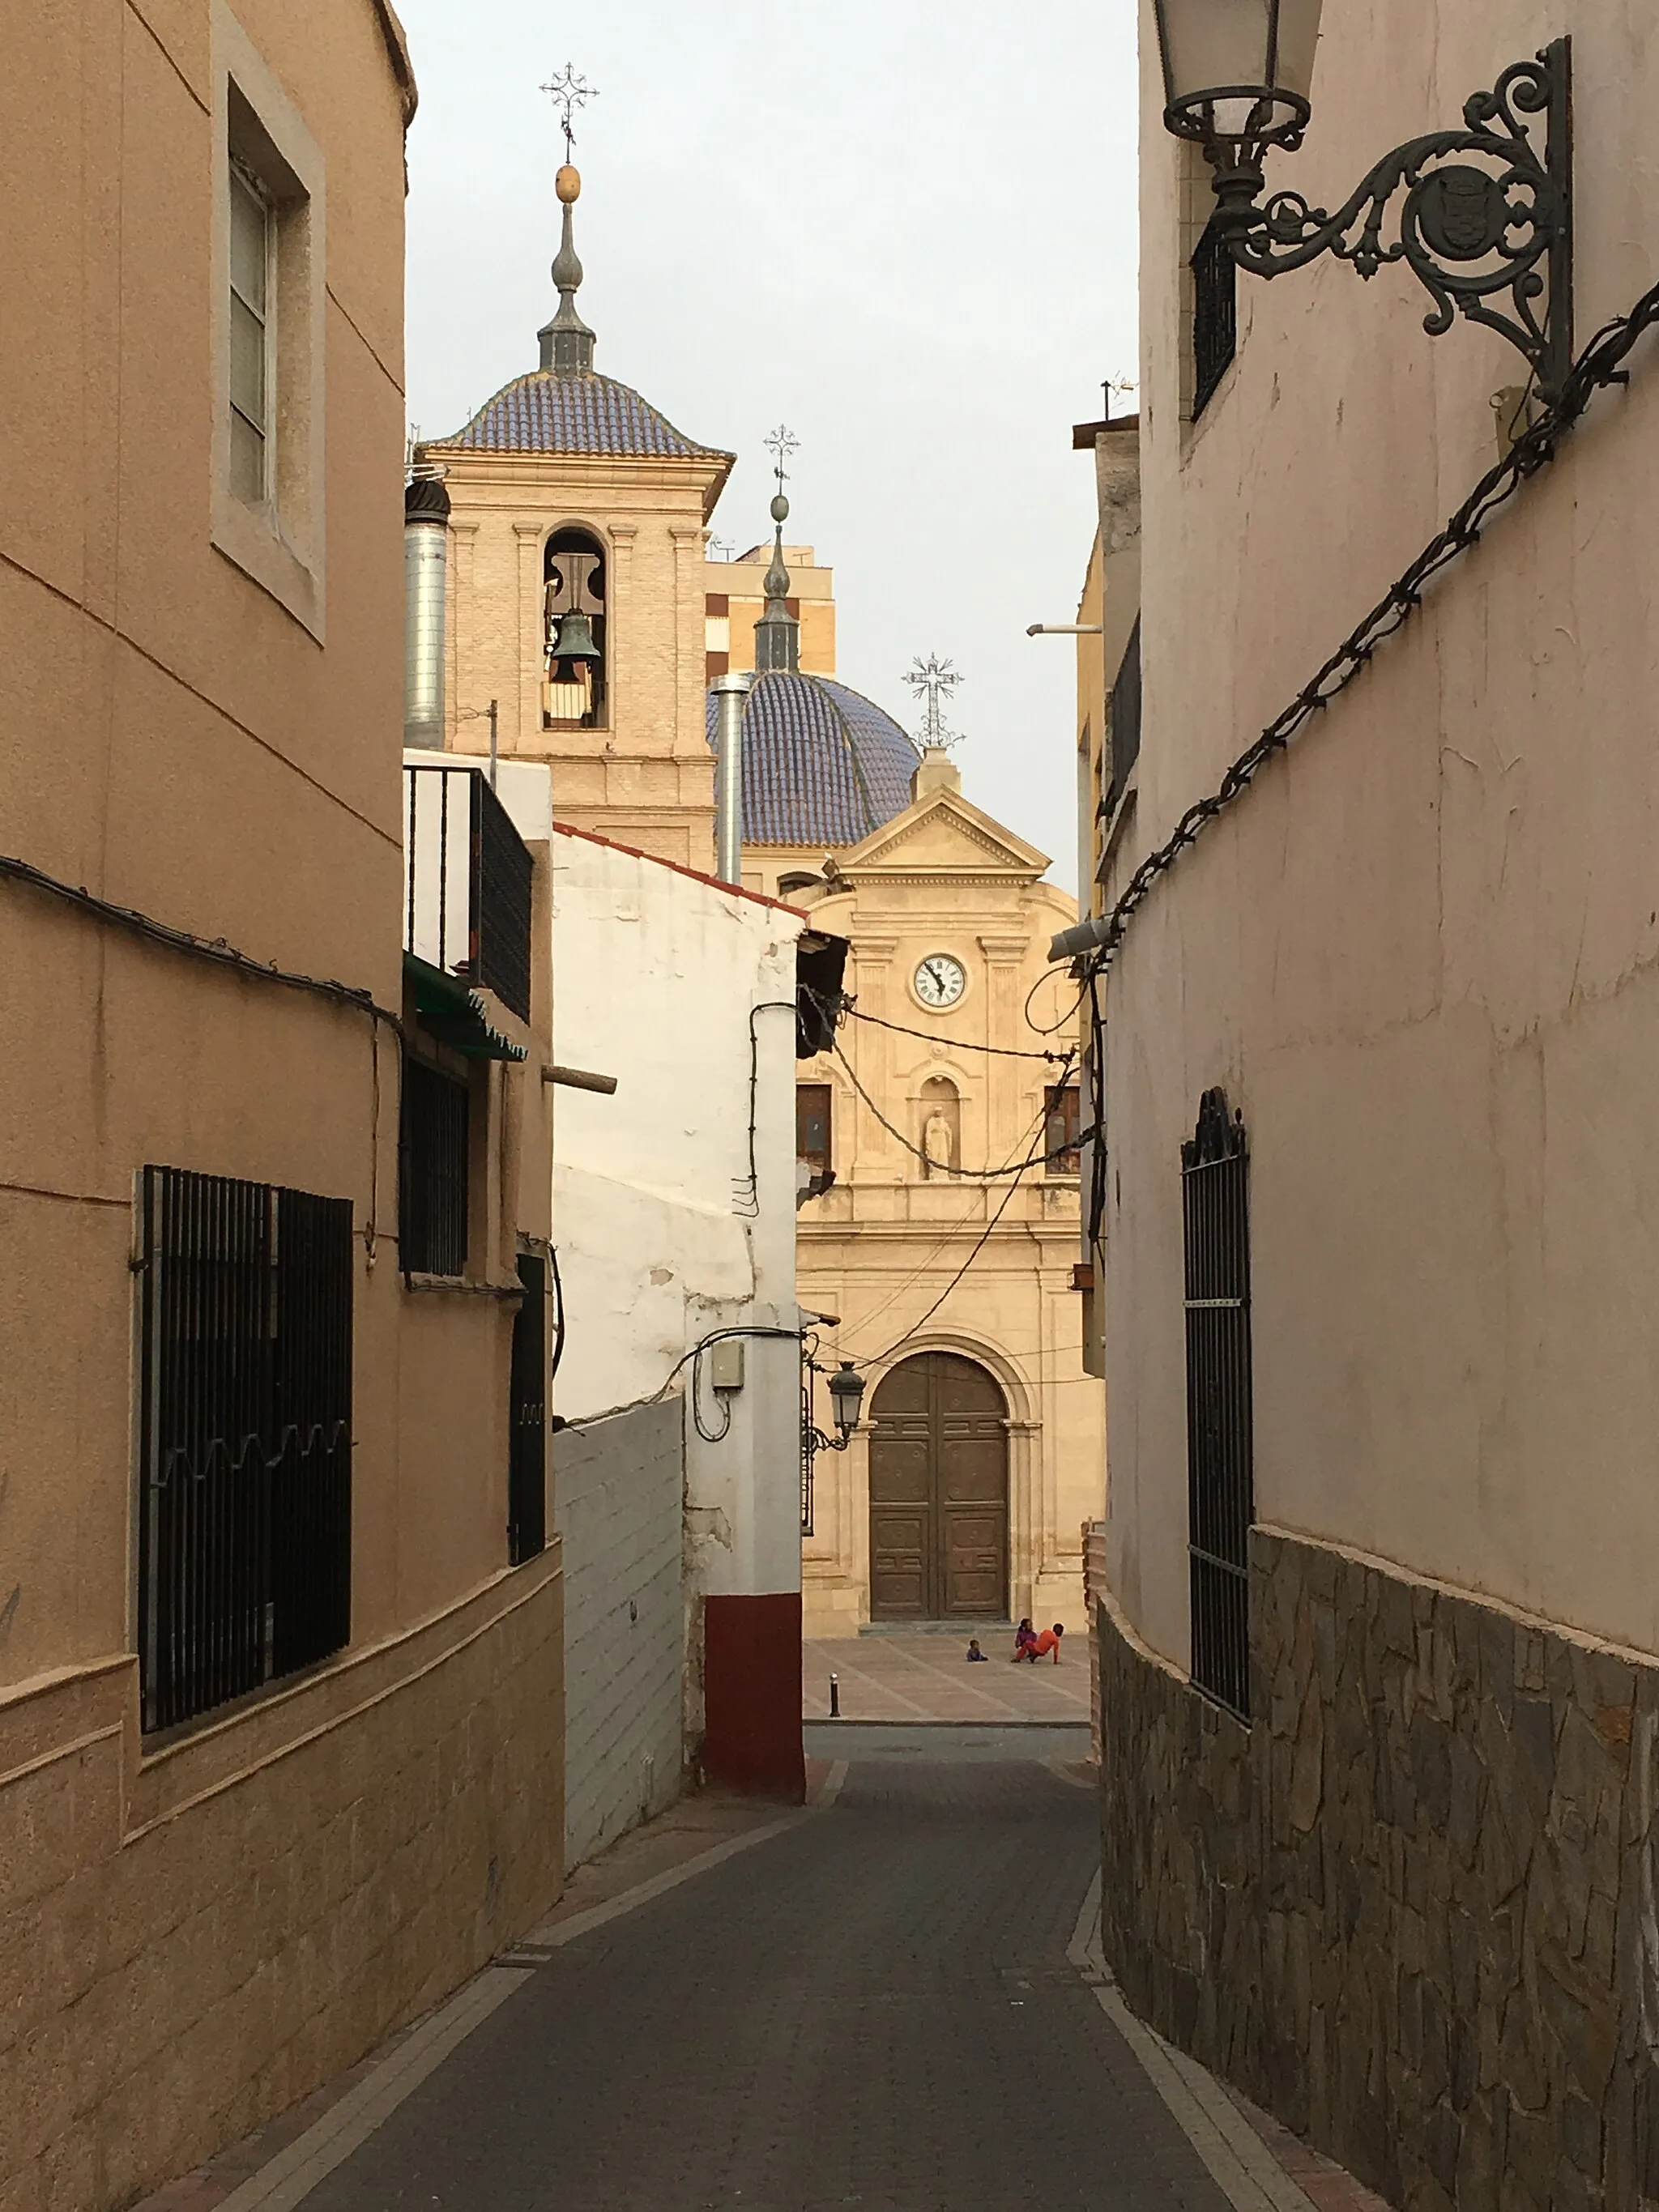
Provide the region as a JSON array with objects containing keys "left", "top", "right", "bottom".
[{"left": 544, "top": 526, "right": 607, "bottom": 729}]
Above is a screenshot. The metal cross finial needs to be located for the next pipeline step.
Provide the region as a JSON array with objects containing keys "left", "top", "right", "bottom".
[
  {"left": 764, "top": 424, "right": 799, "bottom": 494},
  {"left": 541, "top": 64, "right": 596, "bottom": 156},
  {"left": 902, "top": 653, "right": 963, "bottom": 752}
]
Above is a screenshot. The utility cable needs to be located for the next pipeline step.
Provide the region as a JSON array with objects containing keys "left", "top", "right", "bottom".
[
  {"left": 828, "top": 998, "right": 1072, "bottom": 1063},
  {"left": 856, "top": 1165, "right": 1037, "bottom": 1370},
  {"left": 830, "top": 1036, "right": 1083, "bottom": 1179},
  {"left": 1056, "top": 272, "right": 1659, "bottom": 984},
  {"left": 0, "top": 850, "right": 404, "bottom": 1032},
  {"left": 821, "top": 1087, "right": 1058, "bottom": 1347}
]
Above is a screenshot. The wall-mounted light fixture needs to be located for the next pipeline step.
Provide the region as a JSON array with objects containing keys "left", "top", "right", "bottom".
[{"left": 1150, "top": 7, "right": 1572, "bottom": 400}]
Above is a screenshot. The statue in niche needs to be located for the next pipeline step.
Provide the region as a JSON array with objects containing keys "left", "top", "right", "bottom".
[
  {"left": 919, "top": 1076, "right": 961, "bottom": 1179},
  {"left": 922, "top": 1110, "right": 955, "bottom": 1178}
]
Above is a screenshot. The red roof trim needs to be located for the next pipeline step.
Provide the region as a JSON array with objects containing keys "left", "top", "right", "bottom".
[{"left": 551, "top": 820, "right": 809, "bottom": 919}]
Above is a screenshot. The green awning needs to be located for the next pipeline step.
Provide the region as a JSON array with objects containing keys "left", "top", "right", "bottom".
[{"left": 403, "top": 953, "right": 527, "bottom": 1062}]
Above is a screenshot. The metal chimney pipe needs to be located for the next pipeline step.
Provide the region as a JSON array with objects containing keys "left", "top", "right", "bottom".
[
  {"left": 710, "top": 670, "right": 754, "bottom": 886},
  {"left": 403, "top": 475, "right": 451, "bottom": 746}
]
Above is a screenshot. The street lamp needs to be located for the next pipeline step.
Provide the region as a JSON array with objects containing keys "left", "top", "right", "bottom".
[
  {"left": 1150, "top": 7, "right": 1573, "bottom": 402},
  {"left": 825, "top": 1362, "right": 866, "bottom": 1446}
]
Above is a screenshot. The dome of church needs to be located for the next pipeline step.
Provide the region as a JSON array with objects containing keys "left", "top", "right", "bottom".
[
  {"left": 705, "top": 669, "right": 920, "bottom": 848},
  {"left": 427, "top": 370, "right": 729, "bottom": 462}
]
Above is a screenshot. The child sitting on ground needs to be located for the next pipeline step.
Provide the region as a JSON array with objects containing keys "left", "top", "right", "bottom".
[
  {"left": 1012, "top": 1618, "right": 1037, "bottom": 1661},
  {"left": 966, "top": 1638, "right": 989, "bottom": 1662}
]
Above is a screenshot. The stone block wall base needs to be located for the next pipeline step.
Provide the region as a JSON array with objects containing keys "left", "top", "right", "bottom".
[
  {"left": 703, "top": 1592, "right": 806, "bottom": 1802},
  {"left": 1098, "top": 1530, "right": 1659, "bottom": 2212}
]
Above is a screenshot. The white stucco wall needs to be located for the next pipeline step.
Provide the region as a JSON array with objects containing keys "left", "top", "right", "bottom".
[{"left": 542, "top": 822, "right": 804, "bottom": 1608}]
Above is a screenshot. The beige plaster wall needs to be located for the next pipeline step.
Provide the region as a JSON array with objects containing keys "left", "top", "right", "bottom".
[
  {"left": 795, "top": 776, "right": 1104, "bottom": 1632},
  {"left": 1103, "top": 0, "right": 1659, "bottom": 1672},
  {"left": 426, "top": 449, "right": 728, "bottom": 871},
  {"left": 0, "top": 6, "right": 564, "bottom": 2201}
]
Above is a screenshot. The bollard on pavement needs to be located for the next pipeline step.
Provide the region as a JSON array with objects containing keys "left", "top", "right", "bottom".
[{"left": 830, "top": 1673, "right": 840, "bottom": 1719}]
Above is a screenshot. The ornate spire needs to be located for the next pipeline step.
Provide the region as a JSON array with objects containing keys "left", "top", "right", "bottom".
[
  {"left": 754, "top": 425, "right": 800, "bottom": 675},
  {"left": 538, "top": 66, "right": 597, "bottom": 375}
]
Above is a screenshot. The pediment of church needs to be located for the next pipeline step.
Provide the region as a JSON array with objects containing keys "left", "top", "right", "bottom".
[{"left": 837, "top": 790, "right": 1049, "bottom": 883}]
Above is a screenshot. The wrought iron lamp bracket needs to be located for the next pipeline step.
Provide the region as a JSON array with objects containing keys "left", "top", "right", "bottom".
[{"left": 1209, "top": 40, "right": 1572, "bottom": 402}]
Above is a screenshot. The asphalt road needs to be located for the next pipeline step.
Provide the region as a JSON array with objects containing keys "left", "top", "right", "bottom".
[{"left": 298, "top": 1741, "right": 1233, "bottom": 2211}]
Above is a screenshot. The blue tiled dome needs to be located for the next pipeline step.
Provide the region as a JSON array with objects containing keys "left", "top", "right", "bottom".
[
  {"left": 428, "top": 371, "right": 730, "bottom": 461},
  {"left": 706, "top": 671, "right": 920, "bottom": 848}
]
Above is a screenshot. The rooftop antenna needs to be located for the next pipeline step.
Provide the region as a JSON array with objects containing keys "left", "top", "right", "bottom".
[{"left": 903, "top": 653, "right": 963, "bottom": 752}]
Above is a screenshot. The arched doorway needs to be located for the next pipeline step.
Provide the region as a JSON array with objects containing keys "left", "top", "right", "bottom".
[{"left": 868, "top": 1352, "right": 1008, "bottom": 1619}]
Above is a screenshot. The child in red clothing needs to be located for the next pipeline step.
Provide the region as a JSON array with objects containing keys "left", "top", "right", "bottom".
[{"left": 1025, "top": 1623, "right": 1065, "bottom": 1663}]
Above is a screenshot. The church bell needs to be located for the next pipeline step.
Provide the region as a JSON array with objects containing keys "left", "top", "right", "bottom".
[{"left": 549, "top": 606, "right": 601, "bottom": 668}]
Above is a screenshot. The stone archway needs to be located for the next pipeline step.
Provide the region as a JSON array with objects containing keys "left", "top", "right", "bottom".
[{"left": 868, "top": 1352, "right": 1008, "bottom": 1619}]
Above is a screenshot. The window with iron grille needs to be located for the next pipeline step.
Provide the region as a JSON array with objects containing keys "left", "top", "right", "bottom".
[
  {"left": 509, "top": 1254, "right": 548, "bottom": 1566},
  {"left": 137, "top": 1166, "right": 353, "bottom": 1734},
  {"left": 1183, "top": 1088, "right": 1254, "bottom": 1719},
  {"left": 1191, "top": 219, "right": 1238, "bottom": 420},
  {"left": 1044, "top": 1085, "right": 1082, "bottom": 1176},
  {"left": 400, "top": 1055, "right": 469, "bottom": 1276}
]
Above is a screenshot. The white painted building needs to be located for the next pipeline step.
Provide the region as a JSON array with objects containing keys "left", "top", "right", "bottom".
[{"left": 445, "top": 758, "right": 809, "bottom": 1856}]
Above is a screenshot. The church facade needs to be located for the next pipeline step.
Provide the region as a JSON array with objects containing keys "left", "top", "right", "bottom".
[{"left": 418, "top": 153, "right": 1102, "bottom": 1640}]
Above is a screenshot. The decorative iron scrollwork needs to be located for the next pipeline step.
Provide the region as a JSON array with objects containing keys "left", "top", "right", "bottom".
[
  {"left": 1183, "top": 1087, "right": 1247, "bottom": 1170},
  {"left": 1214, "top": 41, "right": 1572, "bottom": 402}
]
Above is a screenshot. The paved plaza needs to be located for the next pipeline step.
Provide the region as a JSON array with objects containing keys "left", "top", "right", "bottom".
[{"left": 804, "top": 1622, "right": 1092, "bottom": 1724}]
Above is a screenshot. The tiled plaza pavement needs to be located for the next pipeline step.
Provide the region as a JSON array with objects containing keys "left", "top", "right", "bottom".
[
  {"left": 254, "top": 1749, "right": 1235, "bottom": 2210},
  {"left": 804, "top": 1622, "right": 1091, "bottom": 1723}
]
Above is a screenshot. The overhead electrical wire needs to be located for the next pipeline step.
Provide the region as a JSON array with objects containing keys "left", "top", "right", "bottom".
[
  {"left": 830, "top": 999, "right": 1072, "bottom": 1063},
  {"left": 856, "top": 1163, "right": 1038, "bottom": 1370},
  {"left": 1056, "top": 272, "right": 1659, "bottom": 988},
  {"left": 827, "top": 1088, "right": 1058, "bottom": 1348},
  {"left": 830, "top": 1037, "right": 1082, "bottom": 1181}
]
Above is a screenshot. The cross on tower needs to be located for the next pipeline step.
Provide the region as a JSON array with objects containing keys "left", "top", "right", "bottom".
[
  {"left": 903, "top": 654, "right": 963, "bottom": 752},
  {"left": 764, "top": 424, "right": 799, "bottom": 496},
  {"left": 540, "top": 64, "right": 596, "bottom": 156}
]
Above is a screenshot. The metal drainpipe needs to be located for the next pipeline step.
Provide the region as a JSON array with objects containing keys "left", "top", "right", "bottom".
[
  {"left": 710, "top": 670, "right": 754, "bottom": 886},
  {"left": 404, "top": 475, "right": 451, "bottom": 747}
]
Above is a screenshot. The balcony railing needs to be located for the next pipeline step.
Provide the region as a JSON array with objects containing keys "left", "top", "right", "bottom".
[{"left": 403, "top": 763, "right": 534, "bottom": 1022}]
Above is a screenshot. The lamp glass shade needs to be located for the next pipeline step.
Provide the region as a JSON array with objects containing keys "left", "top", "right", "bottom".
[
  {"left": 826, "top": 1362, "right": 866, "bottom": 1438},
  {"left": 1153, "top": 0, "right": 1322, "bottom": 145}
]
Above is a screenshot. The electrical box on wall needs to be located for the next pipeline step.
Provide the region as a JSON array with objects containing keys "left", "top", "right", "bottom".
[{"left": 708, "top": 1340, "right": 745, "bottom": 1392}]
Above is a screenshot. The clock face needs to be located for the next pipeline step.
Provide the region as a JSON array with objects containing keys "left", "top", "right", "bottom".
[{"left": 914, "top": 954, "right": 966, "bottom": 1010}]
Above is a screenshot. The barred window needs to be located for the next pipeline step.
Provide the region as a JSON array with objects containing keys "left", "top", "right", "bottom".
[
  {"left": 137, "top": 1166, "right": 352, "bottom": 1733},
  {"left": 1183, "top": 1089, "right": 1254, "bottom": 1717},
  {"left": 400, "top": 1056, "right": 470, "bottom": 1276},
  {"left": 1191, "top": 218, "right": 1238, "bottom": 420}
]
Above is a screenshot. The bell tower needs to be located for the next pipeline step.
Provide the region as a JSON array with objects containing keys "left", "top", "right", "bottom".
[{"left": 414, "top": 69, "right": 733, "bottom": 870}]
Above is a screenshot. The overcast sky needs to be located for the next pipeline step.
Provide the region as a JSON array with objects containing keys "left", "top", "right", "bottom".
[{"left": 396, "top": 0, "right": 1140, "bottom": 895}]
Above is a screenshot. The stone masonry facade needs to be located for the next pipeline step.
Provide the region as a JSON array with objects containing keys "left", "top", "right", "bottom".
[{"left": 1098, "top": 1528, "right": 1659, "bottom": 2212}]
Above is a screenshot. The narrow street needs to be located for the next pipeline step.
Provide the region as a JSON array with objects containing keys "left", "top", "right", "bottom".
[{"left": 209, "top": 1736, "right": 1239, "bottom": 2212}]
